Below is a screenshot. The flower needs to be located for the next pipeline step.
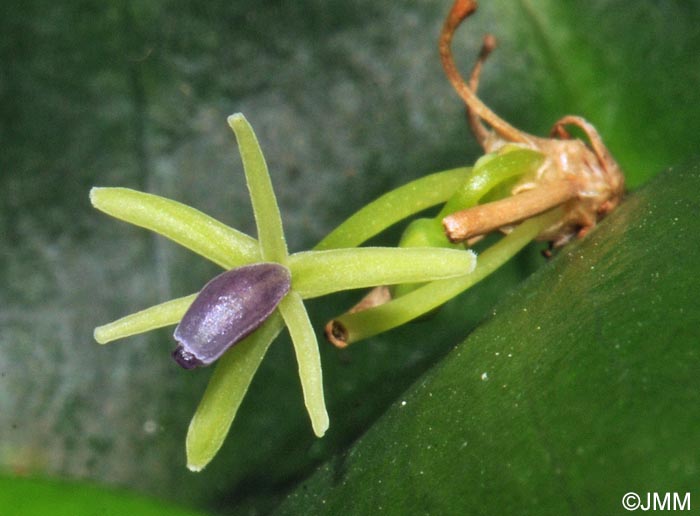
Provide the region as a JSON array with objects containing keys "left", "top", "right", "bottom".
[{"left": 91, "top": 113, "right": 477, "bottom": 471}]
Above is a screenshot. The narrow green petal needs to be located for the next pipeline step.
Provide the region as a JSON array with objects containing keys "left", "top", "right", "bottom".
[
  {"left": 316, "top": 167, "right": 470, "bottom": 250},
  {"left": 331, "top": 209, "right": 563, "bottom": 344},
  {"left": 228, "top": 113, "right": 288, "bottom": 263},
  {"left": 186, "top": 314, "right": 284, "bottom": 472},
  {"left": 289, "top": 247, "right": 476, "bottom": 299},
  {"left": 278, "top": 291, "right": 329, "bottom": 437},
  {"left": 94, "top": 294, "right": 197, "bottom": 344},
  {"left": 90, "top": 187, "right": 259, "bottom": 269}
]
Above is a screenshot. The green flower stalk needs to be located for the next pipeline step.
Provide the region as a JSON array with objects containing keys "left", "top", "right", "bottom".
[
  {"left": 92, "top": 114, "right": 477, "bottom": 471},
  {"left": 324, "top": 0, "right": 625, "bottom": 347},
  {"left": 323, "top": 148, "right": 559, "bottom": 346}
]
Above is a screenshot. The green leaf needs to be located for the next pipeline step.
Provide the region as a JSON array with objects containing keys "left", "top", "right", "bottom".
[
  {"left": 0, "top": 475, "right": 207, "bottom": 516},
  {"left": 274, "top": 163, "right": 700, "bottom": 514}
]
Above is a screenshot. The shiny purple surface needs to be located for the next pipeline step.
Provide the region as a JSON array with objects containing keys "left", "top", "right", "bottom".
[{"left": 173, "top": 262, "right": 291, "bottom": 368}]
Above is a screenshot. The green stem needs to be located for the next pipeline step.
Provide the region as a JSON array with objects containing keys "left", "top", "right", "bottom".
[
  {"left": 330, "top": 208, "right": 562, "bottom": 345},
  {"left": 389, "top": 149, "right": 544, "bottom": 299},
  {"left": 438, "top": 148, "right": 544, "bottom": 217},
  {"left": 316, "top": 167, "right": 470, "bottom": 250}
]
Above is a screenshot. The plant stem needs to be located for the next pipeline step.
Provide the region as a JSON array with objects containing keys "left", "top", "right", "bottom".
[
  {"left": 316, "top": 167, "right": 470, "bottom": 250},
  {"left": 327, "top": 208, "right": 562, "bottom": 347}
]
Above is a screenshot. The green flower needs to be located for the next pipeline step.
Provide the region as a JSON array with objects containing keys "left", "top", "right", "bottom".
[{"left": 91, "top": 114, "right": 477, "bottom": 471}]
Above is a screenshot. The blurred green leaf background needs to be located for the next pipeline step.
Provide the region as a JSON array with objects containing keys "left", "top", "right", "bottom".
[{"left": 1, "top": 0, "right": 698, "bottom": 514}]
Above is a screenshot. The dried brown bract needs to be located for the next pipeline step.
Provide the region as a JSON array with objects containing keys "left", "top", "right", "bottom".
[{"left": 440, "top": 0, "right": 625, "bottom": 247}]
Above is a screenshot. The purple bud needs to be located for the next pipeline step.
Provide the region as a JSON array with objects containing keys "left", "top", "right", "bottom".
[{"left": 172, "top": 262, "right": 291, "bottom": 369}]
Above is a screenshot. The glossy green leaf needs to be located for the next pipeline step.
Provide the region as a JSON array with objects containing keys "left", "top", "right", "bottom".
[
  {"left": 0, "top": 475, "right": 207, "bottom": 516},
  {"left": 275, "top": 163, "right": 700, "bottom": 514}
]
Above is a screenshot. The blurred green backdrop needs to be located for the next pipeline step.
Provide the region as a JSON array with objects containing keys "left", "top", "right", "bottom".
[{"left": 1, "top": 0, "right": 699, "bottom": 514}]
